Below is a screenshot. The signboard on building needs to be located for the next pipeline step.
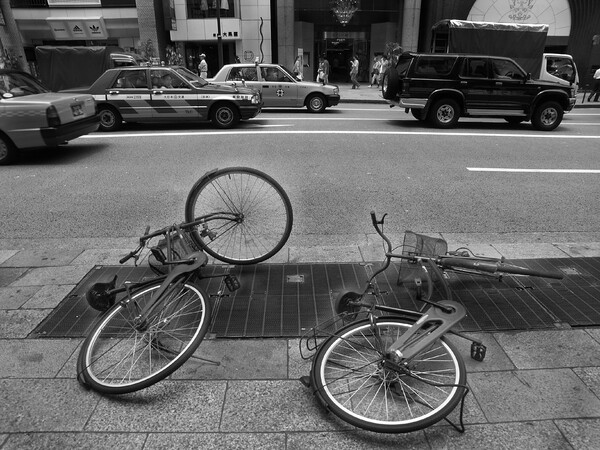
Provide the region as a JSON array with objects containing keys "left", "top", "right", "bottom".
[{"left": 47, "top": 17, "right": 108, "bottom": 40}]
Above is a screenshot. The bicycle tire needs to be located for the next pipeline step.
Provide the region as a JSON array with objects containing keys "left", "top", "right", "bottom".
[
  {"left": 77, "top": 280, "right": 211, "bottom": 394},
  {"left": 185, "top": 167, "right": 293, "bottom": 265},
  {"left": 310, "top": 316, "right": 466, "bottom": 433}
]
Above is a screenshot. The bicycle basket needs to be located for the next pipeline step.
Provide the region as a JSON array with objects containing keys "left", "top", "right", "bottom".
[
  {"left": 148, "top": 230, "right": 201, "bottom": 275},
  {"left": 397, "top": 231, "right": 448, "bottom": 286}
]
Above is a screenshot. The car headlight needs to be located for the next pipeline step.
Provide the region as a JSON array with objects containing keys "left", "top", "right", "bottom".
[
  {"left": 252, "top": 93, "right": 260, "bottom": 104},
  {"left": 333, "top": 87, "right": 339, "bottom": 95}
]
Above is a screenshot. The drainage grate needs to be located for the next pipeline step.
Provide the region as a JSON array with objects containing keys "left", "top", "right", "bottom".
[{"left": 31, "top": 258, "right": 600, "bottom": 338}]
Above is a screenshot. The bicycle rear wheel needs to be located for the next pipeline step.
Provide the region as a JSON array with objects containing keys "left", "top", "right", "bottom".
[
  {"left": 77, "top": 280, "right": 211, "bottom": 394},
  {"left": 311, "top": 316, "right": 466, "bottom": 433},
  {"left": 185, "top": 167, "right": 293, "bottom": 265}
]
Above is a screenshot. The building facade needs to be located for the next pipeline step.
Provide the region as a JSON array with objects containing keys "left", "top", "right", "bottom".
[{"left": 1, "top": 0, "right": 599, "bottom": 85}]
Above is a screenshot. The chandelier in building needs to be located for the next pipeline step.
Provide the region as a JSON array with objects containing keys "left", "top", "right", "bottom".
[{"left": 330, "top": 0, "right": 359, "bottom": 26}]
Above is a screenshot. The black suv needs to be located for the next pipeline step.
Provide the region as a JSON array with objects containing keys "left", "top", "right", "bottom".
[{"left": 382, "top": 52, "right": 576, "bottom": 131}]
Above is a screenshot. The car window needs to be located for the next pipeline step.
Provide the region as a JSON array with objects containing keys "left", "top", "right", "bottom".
[
  {"left": 491, "top": 59, "right": 525, "bottom": 80},
  {"left": 150, "top": 69, "right": 188, "bottom": 89},
  {"left": 239, "top": 67, "right": 258, "bottom": 81},
  {"left": 112, "top": 69, "right": 148, "bottom": 89},
  {"left": 414, "top": 56, "right": 454, "bottom": 77},
  {"left": 546, "top": 56, "right": 576, "bottom": 82},
  {"left": 461, "top": 58, "right": 488, "bottom": 78},
  {"left": 395, "top": 57, "right": 412, "bottom": 77},
  {"left": 0, "top": 72, "right": 47, "bottom": 97},
  {"left": 226, "top": 67, "right": 246, "bottom": 81},
  {"left": 261, "top": 67, "right": 292, "bottom": 82}
]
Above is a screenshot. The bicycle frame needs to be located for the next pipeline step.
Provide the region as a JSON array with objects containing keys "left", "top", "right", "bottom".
[{"left": 343, "top": 211, "right": 485, "bottom": 364}]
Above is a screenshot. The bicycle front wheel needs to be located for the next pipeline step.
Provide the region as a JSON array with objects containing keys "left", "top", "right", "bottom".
[
  {"left": 185, "top": 167, "right": 293, "bottom": 264},
  {"left": 77, "top": 280, "right": 211, "bottom": 394},
  {"left": 311, "top": 317, "right": 466, "bottom": 433}
]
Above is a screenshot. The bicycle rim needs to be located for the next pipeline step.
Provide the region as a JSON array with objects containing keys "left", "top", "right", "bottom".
[
  {"left": 312, "top": 317, "right": 466, "bottom": 433},
  {"left": 79, "top": 281, "right": 210, "bottom": 394},
  {"left": 185, "top": 167, "right": 293, "bottom": 264}
]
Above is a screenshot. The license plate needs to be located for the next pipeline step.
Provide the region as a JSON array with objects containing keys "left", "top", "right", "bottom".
[{"left": 71, "top": 104, "right": 84, "bottom": 117}]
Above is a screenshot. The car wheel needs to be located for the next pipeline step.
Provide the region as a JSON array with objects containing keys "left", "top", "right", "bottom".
[
  {"left": 381, "top": 68, "right": 399, "bottom": 100},
  {"left": 0, "top": 134, "right": 17, "bottom": 165},
  {"left": 531, "top": 101, "right": 563, "bottom": 131},
  {"left": 429, "top": 99, "right": 460, "bottom": 128},
  {"left": 98, "top": 106, "right": 122, "bottom": 132},
  {"left": 306, "top": 94, "right": 326, "bottom": 113},
  {"left": 210, "top": 102, "right": 240, "bottom": 129},
  {"left": 411, "top": 109, "right": 426, "bottom": 121}
]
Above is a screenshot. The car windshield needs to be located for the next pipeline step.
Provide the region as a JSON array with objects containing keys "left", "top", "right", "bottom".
[
  {"left": 279, "top": 66, "right": 296, "bottom": 79},
  {"left": 0, "top": 72, "right": 48, "bottom": 97},
  {"left": 174, "top": 67, "right": 209, "bottom": 87}
]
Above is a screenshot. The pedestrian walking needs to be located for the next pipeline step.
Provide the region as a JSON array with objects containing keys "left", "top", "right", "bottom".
[
  {"left": 316, "top": 55, "right": 329, "bottom": 85},
  {"left": 378, "top": 55, "right": 389, "bottom": 87},
  {"left": 350, "top": 55, "right": 360, "bottom": 89},
  {"left": 588, "top": 67, "right": 600, "bottom": 102},
  {"left": 370, "top": 56, "right": 381, "bottom": 87},
  {"left": 292, "top": 55, "right": 303, "bottom": 81},
  {"left": 198, "top": 53, "right": 208, "bottom": 78}
]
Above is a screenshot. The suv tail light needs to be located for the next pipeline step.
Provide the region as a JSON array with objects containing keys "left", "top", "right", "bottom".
[{"left": 46, "top": 106, "right": 61, "bottom": 127}]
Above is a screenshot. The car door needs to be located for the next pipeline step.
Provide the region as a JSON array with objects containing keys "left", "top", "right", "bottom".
[
  {"left": 489, "top": 58, "right": 531, "bottom": 114},
  {"left": 458, "top": 57, "right": 496, "bottom": 113},
  {"left": 258, "top": 66, "right": 299, "bottom": 107},
  {"left": 105, "top": 68, "right": 152, "bottom": 121},
  {"left": 149, "top": 69, "right": 202, "bottom": 121}
]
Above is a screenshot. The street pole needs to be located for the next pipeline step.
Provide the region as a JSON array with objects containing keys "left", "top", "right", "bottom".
[{"left": 216, "top": 5, "right": 224, "bottom": 69}]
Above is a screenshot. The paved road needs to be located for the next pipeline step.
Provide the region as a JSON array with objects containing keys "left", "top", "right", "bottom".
[{"left": 1, "top": 106, "right": 599, "bottom": 245}]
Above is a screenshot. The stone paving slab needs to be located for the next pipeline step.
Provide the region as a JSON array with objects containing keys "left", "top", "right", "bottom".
[
  {"left": 493, "top": 329, "right": 600, "bottom": 369},
  {"left": 468, "top": 368, "right": 600, "bottom": 422},
  {"left": 554, "top": 418, "right": 600, "bottom": 450},
  {"left": 425, "top": 421, "right": 572, "bottom": 450},
  {"left": 0, "top": 248, "right": 83, "bottom": 268},
  {"left": 0, "top": 379, "right": 100, "bottom": 432},
  {"left": 85, "top": 381, "right": 226, "bottom": 433},
  {"left": 0, "top": 433, "right": 147, "bottom": 450},
  {"left": 10, "top": 265, "right": 90, "bottom": 287},
  {"left": 0, "top": 339, "right": 79, "bottom": 378}
]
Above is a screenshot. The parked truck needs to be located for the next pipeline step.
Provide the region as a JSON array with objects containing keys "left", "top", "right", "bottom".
[
  {"left": 35, "top": 46, "right": 145, "bottom": 91},
  {"left": 430, "top": 20, "right": 578, "bottom": 91}
]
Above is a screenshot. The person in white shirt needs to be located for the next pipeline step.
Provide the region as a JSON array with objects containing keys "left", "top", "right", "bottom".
[
  {"left": 198, "top": 54, "right": 208, "bottom": 78},
  {"left": 588, "top": 67, "right": 600, "bottom": 102}
]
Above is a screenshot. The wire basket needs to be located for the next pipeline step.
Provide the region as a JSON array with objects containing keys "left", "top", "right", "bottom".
[
  {"left": 148, "top": 228, "right": 201, "bottom": 275},
  {"left": 397, "top": 230, "right": 448, "bottom": 286}
]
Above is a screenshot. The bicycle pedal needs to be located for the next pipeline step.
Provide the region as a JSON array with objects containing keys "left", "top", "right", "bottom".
[
  {"left": 471, "top": 342, "right": 487, "bottom": 362},
  {"left": 224, "top": 274, "right": 240, "bottom": 291}
]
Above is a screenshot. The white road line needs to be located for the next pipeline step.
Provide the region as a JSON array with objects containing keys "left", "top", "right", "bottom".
[
  {"left": 467, "top": 168, "right": 600, "bottom": 173},
  {"left": 83, "top": 130, "right": 600, "bottom": 139}
]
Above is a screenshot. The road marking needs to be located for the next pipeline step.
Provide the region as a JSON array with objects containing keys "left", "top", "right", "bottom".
[
  {"left": 467, "top": 168, "right": 600, "bottom": 173},
  {"left": 83, "top": 130, "right": 600, "bottom": 139}
]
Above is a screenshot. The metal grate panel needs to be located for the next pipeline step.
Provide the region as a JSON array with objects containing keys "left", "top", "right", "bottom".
[{"left": 31, "top": 258, "right": 600, "bottom": 338}]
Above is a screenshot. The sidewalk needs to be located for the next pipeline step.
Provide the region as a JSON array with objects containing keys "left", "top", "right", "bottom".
[
  {"left": 336, "top": 81, "right": 600, "bottom": 108},
  {"left": 1, "top": 233, "right": 600, "bottom": 449}
]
